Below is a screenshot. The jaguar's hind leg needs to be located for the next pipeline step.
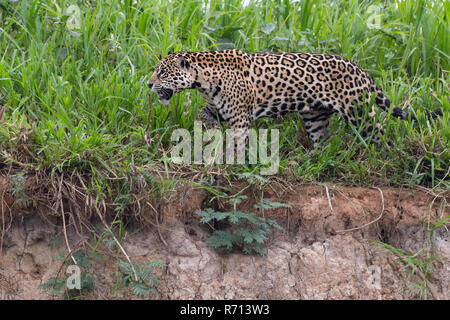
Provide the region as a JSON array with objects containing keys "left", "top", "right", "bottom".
[
  {"left": 335, "top": 100, "right": 391, "bottom": 147},
  {"left": 301, "top": 111, "right": 334, "bottom": 148}
]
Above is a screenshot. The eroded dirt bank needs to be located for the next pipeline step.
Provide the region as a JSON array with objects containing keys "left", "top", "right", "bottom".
[{"left": 0, "top": 183, "right": 449, "bottom": 299}]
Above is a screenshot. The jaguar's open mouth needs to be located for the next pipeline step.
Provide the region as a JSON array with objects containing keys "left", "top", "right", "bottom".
[{"left": 155, "top": 88, "right": 173, "bottom": 104}]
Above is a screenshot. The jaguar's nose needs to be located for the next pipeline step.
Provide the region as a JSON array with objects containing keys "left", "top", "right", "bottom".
[{"left": 147, "top": 80, "right": 153, "bottom": 89}]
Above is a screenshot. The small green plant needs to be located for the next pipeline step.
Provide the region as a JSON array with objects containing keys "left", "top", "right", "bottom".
[
  {"left": 101, "top": 219, "right": 127, "bottom": 254},
  {"left": 115, "top": 259, "right": 165, "bottom": 297},
  {"left": 11, "top": 172, "right": 29, "bottom": 207},
  {"left": 38, "top": 250, "right": 96, "bottom": 299},
  {"left": 375, "top": 215, "right": 449, "bottom": 299},
  {"left": 375, "top": 241, "right": 436, "bottom": 299},
  {"left": 47, "top": 235, "right": 63, "bottom": 247},
  {"left": 196, "top": 196, "right": 286, "bottom": 256}
]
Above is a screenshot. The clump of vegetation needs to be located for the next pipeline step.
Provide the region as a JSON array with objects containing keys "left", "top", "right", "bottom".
[
  {"left": 114, "top": 259, "right": 166, "bottom": 297},
  {"left": 38, "top": 250, "right": 96, "bottom": 299},
  {"left": 375, "top": 215, "right": 450, "bottom": 300},
  {"left": 11, "top": 172, "right": 29, "bottom": 207},
  {"left": 197, "top": 196, "right": 287, "bottom": 256},
  {"left": 39, "top": 246, "right": 165, "bottom": 298}
]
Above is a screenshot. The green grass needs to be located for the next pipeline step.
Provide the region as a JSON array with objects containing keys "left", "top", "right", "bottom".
[{"left": 0, "top": 0, "right": 448, "bottom": 199}]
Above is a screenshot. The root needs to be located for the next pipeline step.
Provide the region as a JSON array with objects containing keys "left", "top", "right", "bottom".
[{"left": 93, "top": 204, "right": 138, "bottom": 282}]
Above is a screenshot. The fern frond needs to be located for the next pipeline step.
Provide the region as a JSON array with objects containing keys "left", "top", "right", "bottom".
[
  {"left": 206, "top": 230, "right": 241, "bottom": 250},
  {"left": 254, "top": 198, "right": 292, "bottom": 210}
]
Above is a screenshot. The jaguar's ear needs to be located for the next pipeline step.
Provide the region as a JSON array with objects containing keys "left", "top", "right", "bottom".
[{"left": 177, "top": 56, "right": 190, "bottom": 70}]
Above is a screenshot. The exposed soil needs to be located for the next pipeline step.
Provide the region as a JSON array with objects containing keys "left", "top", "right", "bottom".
[{"left": 0, "top": 176, "right": 449, "bottom": 300}]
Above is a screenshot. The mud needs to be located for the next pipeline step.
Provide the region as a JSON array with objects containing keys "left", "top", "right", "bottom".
[{"left": 0, "top": 182, "right": 448, "bottom": 300}]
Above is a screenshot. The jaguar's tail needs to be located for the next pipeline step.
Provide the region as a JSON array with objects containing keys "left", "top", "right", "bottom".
[
  {"left": 390, "top": 106, "right": 442, "bottom": 121},
  {"left": 373, "top": 88, "right": 442, "bottom": 121}
]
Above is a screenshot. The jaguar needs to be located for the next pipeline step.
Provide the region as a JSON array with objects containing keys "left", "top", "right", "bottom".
[{"left": 147, "top": 49, "right": 441, "bottom": 147}]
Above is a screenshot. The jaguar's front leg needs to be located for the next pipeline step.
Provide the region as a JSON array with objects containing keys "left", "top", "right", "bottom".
[{"left": 226, "top": 112, "right": 250, "bottom": 163}]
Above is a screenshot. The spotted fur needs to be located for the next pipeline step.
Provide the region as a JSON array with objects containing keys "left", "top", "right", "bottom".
[{"left": 148, "top": 49, "right": 441, "bottom": 147}]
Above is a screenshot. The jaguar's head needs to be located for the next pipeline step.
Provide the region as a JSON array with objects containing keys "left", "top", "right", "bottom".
[{"left": 147, "top": 52, "right": 195, "bottom": 105}]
